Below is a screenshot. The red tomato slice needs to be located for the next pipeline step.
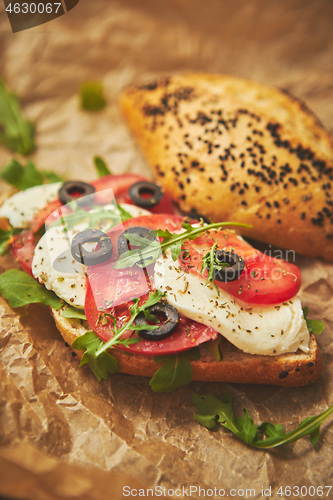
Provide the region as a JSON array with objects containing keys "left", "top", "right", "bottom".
[
  {"left": 10, "top": 230, "right": 36, "bottom": 277},
  {"left": 179, "top": 230, "right": 301, "bottom": 305},
  {"left": 91, "top": 174, "right": 175, "bottom": 214},
  {"left": 84, "top": 214, "right": 218, "bottom": 355}
]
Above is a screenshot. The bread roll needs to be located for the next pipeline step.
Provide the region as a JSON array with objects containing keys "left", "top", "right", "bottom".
[
  {"left": 51, "top": 308, "right": 323, "bottom": 388},
  {"left": 120, "top": 74, "right": 333, "bottom": 260}
]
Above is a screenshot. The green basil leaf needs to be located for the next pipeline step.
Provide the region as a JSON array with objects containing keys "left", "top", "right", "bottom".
[
  {"left": 61, "top": 306, "right": 87, "bottom": 320},
  {"left": 80, "top": 82, "right": 106, "bottom": 111},
  {"left": 93, "top": 156, "right": 112, "bottom": 177},
  {"left": 150, "top": 347, "right": 201, "bottom": 392},
  {"left": 0, "top": 80, "right": 35, "bottom": 155},
  {"left": 193, "top": 392, "right": 333, "bottom": 448},
  {"left": 0, "top": 269, "right": 62, "bottom": 309}
]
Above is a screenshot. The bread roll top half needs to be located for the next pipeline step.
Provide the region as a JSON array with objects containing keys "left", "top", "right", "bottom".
[{"left": 120, "top": 74, "right": 333, "bottom": 260}]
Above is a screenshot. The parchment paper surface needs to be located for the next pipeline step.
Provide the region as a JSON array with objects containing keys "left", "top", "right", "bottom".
[{"left": 0, "top": 1, "right": 333, "bottom": 499}]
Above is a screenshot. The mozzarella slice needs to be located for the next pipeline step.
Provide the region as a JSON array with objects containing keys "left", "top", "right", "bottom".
[
  {"left": 0, "top": 183, "right": 62, "bottom": 228},
  {"left": 32, "top": 203, "right": 151, "bottom": 308},
  {"left": 154, "top": 251, "right": 310, "bottom": 356}
]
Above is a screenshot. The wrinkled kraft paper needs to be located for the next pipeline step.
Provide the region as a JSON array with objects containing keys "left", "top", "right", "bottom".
[{"left": 0, "top": 1, "right": 333, "bottom": 499}]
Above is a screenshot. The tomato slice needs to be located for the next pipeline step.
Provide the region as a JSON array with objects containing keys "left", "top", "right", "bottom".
[
  {"left": 179, "top": 230, "right": 301, "bottom": 305},
  {"left": 91, "top": 174, "right": 174, "bottom": 214},
  {"left": 84, "top": 214, "right": 218, "bottom": 355},
  {"left": 10, "top": 230, "right": 36, "bottom": 277}
]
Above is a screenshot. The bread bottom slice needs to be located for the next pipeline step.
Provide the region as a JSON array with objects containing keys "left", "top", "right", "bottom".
[{"left": 51, "top": 308, "right": 323, "bottom": 388}]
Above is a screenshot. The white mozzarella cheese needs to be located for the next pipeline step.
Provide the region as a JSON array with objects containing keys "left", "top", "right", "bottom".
[
  {"left": 154, "top": 251, "right": 310, "bottom": 356},
  {"left": 32, "top": 203, "right": 151, "bottom": 308},
  {"left": 0, "top": 183, "right": 62, "bottom": 228}
]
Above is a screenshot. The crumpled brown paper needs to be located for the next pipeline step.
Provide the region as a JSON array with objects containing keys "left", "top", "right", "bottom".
[{"left": 0, "top": 1, "right": 333, "bottom": 499}]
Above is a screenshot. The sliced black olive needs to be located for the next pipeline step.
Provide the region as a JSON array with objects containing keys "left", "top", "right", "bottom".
[
  {"left": 59, "top": 181, "right": 95, "bottom": 205},
  {"left": 71, "top": 229, "right": 113, "bottom": 266},
  {"left": 117, "top": 226, "right": 156, "bottom": 255},
  {"left": 209, "top": 250, "right": 245, "bottom": 282},
  {"left": 128, "top": 181, "right": 163, "bottom": 208},
  {"left": 135, "top": 302, "right": 179, "bottom": 341}
]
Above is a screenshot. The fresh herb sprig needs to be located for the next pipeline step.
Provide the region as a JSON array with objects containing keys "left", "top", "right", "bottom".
[
  {"left": 114, "top": 221, "right": 251, "bottom": 270},
  {"left": 0, "top": 80, "right": 35, "bottom": 155},
  {"left": 72, "top": 290, "right": 165, "bottom": 380},
  {"left": 193, "top": 392, "right": 333, "bottom": 448},
  {"left": 200, "top": 242, "right": 228, "bottom": 295}
]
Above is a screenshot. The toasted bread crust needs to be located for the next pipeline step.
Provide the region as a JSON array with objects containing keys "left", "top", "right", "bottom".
[
  {"left": 120, "top": 74, "right": 333, "bottom": 261},
  {"left": 51, "top": 308, "right": 323, "bottom": 388}
]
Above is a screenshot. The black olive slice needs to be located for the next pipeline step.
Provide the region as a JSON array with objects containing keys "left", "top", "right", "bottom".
[
  {"left": 209, "top": 250, "right": 245, "bottom": 283},
  {"left": 135, "top": 302, "right": 179, "bottom": 341},
  {"left": 59, "top": 181, "right": 95, "bottom": 205},
  {"left": 128, "top": 181, "right": 163, "bottom": 208},
  {"left": 117, "top": 226, "right": 156, "bottom": 255},
  {"left": 71, "top": 229, "right": 113, "bottom": 266}
]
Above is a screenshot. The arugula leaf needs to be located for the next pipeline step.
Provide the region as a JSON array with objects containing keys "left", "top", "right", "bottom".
[
  {"left": 51, "top": 200, "right": 132, "bottom": 233},
  {"left": 0, "top": 226, "right": 21, "bottom": 255},
  {"left": 93, "top": 156, "right": 112, "bottom": 177},
  {"left": 193, "top": 393, "right": 333, "bottom": 448},
  {"left": 114, "top": 221, "right": 252, "bottom": 270},
  {"left": 80, "top": 82, "right": 106, "bottom": 111},
  {"left": 0, "top": 80, "right": 35, "bottom": 155},
  {"left": 1, "top": 158, "right": 63, "bottom": 190},
  {"left": 61, "top": 306, "right": 87, "bottom": 320},
  {"left": 205, "top": 337, "right": 223, "bottom": 361},
  {"left": 1, "top": 159, "right": 42, "bottom": 189},
  {"left": 94, "top": 290, "right": 164, "bottom": 356},
  {"left": 72, "top": 331, "right": 119, "bottom": 381},
  {"left": 71, "top": 291, "right": 165, "bottom": 381},
  {"left": 40, "top": 170, "right": 63, "bottom": 184},
  {"left": 303, "top": 307, "right": 325, "bottom": 335},
  {"left": 0, "top": 269, "right": 62, "bottom": 309},
  {"left": 149, "top": 348, "right": 201, "bottom": 392}
]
